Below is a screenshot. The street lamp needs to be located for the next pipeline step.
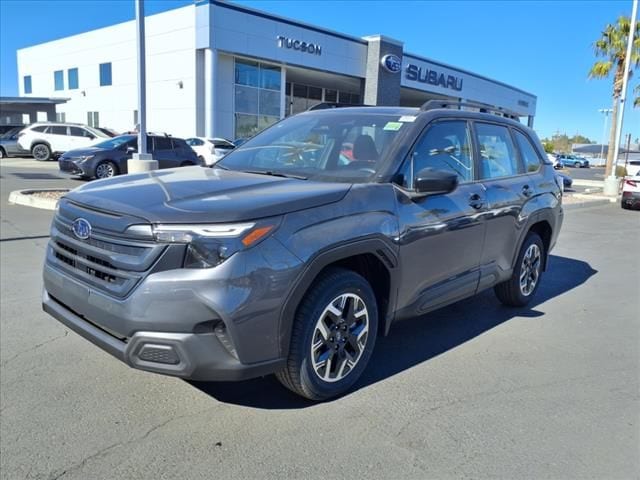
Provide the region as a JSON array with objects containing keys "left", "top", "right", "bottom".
[
  {"left": 598, "top": 108, "right": 612, "bottom": 164},
  {"left": 604, "top": 0, "right": 637, "bottom": 195},
  {"left": 128, "top": 0, "right": 158, "bottom": 174}
]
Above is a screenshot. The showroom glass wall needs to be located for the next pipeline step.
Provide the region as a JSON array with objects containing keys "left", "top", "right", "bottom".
[
  {"left": 285, "top": 83, "right": 361, "bottom": 116},
  {"left": 234, "top": 59, "right": 282, "bottom": 139}
]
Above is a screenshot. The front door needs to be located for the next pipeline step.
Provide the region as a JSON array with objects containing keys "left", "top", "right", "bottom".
[{"left": 395, "top": 119, "right": 487, "bottom": 317}]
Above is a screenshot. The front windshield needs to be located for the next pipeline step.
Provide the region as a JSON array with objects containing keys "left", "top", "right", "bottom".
[
  {"left": 218, "top": 111, "right": 410, "bottom": 182},
  {"left": 94, "top": 135, "right": 136, "bottom": 149}
]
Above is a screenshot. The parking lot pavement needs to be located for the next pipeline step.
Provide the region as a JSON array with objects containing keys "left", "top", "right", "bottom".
[
  {"left": 1, "top": 168, "right": 638, "bottom": 479},
  {"left": 0, "top": 156, "right": 60, "bottom": 170}
]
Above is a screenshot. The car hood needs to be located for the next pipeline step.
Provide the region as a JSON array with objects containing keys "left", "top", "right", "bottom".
[
  {"left": 64, "top": 167, "right": 351, "bottom": 223},
  {"left": 61, "top": 146, "right": 107, "bottom": 158}
]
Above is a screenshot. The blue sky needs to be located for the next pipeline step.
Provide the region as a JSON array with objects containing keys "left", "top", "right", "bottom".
[{"left": 1, "top": 0, "right": 638, "bottom": 141}]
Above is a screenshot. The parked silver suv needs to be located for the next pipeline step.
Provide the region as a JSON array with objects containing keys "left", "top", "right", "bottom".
[{"left": 42, "top": 102, "right": 563, "bottom": 400}]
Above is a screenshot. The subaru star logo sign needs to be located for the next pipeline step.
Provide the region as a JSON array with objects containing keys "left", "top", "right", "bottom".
[
  {"left": 381, "top": 54, "right": 402, "bottom": 74},
  {"left": 72, "top": 218, "right": 91, "bottom": 240}
]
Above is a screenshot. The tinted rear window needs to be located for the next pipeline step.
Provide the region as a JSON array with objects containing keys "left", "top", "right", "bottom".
[{"left": 154, "top": 136, "right": 172, "bottom": 150}]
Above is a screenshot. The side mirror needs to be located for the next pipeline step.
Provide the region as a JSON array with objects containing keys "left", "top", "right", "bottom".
[
  {"left": 414, "top": 168, "right": 459, "bottom": 196},
  {"left": 126, "top": 146, "right": 136, "bottom": 153}
]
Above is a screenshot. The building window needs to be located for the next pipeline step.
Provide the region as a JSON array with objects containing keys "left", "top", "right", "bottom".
[
  {"left": 54, "top": 70, "right": 64, "bottom": 91},
  {"left": 56, "top": 112, "right": 66, "bottom": 122},
  {"left": 23, "top": 76, "right": 32, "bottom": 94},
  {"left": 68, "top": 68, "right": 79, "bottom": 90},
  {"left": 99, "top": 62, "right": 112, "bottom": 86},
  {"left": 234, "top": 59, "right": 281, "bottom": 139},
  {"left": 87, "top": 111, "right": 99, "bottom": 128}
]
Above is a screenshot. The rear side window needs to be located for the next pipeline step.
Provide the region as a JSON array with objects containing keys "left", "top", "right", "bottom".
[
  {"left": 476, "top": 123, "right": 520, "bottom": 179},
  {"left": 513, "top": 130, "right": 541, "bottom": 172},
  {"left": 32, "top": 126, "right": 48, "bottom": 133},
  {"left": 186, "top": 138, "right": 203, "bottom": 146},
  {"left": 404, "top": 120, "right": 474, "bottom": 186},
  {"left": 49, "top": 126, "right": 68, "bottom": 135},
  {"left": 153, "top": 136, "right": 172, "bottom": 150},
  {"left": 171, "top": 138, "right": 188, "bottom": 150}
]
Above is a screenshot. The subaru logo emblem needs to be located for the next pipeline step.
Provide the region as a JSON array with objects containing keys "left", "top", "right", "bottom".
[
  {"left": 72, "top": 218, "right": 91, "bottom": 240},
  {"left": 381, "top": 54, "right": 402, "bottom": 74}
]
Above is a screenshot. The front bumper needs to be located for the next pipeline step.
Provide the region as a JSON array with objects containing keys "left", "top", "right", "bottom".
[
  {"left": 42, "top": 290, "right": 284, "bottom": 380},
  {"left": 58, "top": 158, "right": 85, "bottom": 176},
  {"left": 42, "top": 232, "right": 302, "bottom": 381}
]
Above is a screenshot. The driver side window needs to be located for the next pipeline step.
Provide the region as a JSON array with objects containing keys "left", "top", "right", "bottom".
[{"left": 402, "top": 120, "right": 474, "bottom": 188}]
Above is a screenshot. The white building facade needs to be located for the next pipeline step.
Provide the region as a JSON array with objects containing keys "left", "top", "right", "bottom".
[{"left": 17, "top": 0, "right": 537, "bottom": 140}]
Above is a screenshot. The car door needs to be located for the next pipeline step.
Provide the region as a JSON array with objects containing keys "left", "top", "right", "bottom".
[
  {"left": 474, "top": 122, "right": 532, "bottom": 289},
  {"left": 395, "top": 119, "right": 487, "bottom": 316},
  {"left": 47, "top": 125, "right": 71, "bottom": 152},
  {"left": 150, "top": 136, "right": 175, "bottom": 168}
]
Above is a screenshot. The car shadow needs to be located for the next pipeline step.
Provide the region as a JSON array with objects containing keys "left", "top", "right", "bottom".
[{"left": 188, "top": 254, "right": 597, "bottom": 409}]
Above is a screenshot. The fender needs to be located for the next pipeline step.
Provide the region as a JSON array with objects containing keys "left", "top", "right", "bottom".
[
  {"left": 511, "top": 198, "right": 560, "bottom": 272},
  {"left": 277, "top": 236, "right": 399, "bottom": 358}
]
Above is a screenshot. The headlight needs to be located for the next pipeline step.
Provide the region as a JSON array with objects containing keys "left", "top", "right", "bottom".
[
  {"left": 79, "top": 155, "right": 94, "bottom": 162},
  {"left": 152, "top": 220, "right": 279, "bottom": 268}
]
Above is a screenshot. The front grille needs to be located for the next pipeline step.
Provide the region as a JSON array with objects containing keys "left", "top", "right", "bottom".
[{"left": 48, "top": 215, "right": 166, "bottom": 298}]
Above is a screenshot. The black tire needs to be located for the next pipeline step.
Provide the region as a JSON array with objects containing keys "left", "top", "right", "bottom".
[
  {"left": 574, "top": 161, "right": 581, "bottom": 168},
  {"left": 494, "top": 232, "right": 545, "bottom": 307},
  {"left": 94, "top": 160, "right": 118, "bottom": 179},
  {"left": 31, "top": 143, "right": 51, "bottom": 161},
  {"left": 276, "top": 268, "right": 378, "bottom": 401},
  {"left": 621, "top": 200, "right": 629, "bottom": 210},
  {"left": 0, "top": 147, "right": 5, "bottom": 159}
]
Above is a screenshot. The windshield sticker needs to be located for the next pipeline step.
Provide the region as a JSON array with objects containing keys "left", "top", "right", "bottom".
[
  {"left": 383, "top": 122, "right": 403, "bottom": 131},
  {"left": 398, "top": 115, "right": 417, "bottom": 123}
]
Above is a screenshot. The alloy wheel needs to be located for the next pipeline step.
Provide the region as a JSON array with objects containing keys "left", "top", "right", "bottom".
[
  {"left": 32, "top": 145, "right": 49, "bottom": 161},
  {"left": 519, "top": 243, "right": 541, "bottom": 296},
  {"left": 310, "top": 293, "right": 369, "bottom": 383},
  {"left": 96, "top": 163, "right": 115, "bottom": 179}
]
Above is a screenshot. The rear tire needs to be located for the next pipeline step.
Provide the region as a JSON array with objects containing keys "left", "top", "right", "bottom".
[
  {"left": 31, "top": 143, "right": 51, "bottom": 161},
  {"left": 494, "top": 232, "right": 545, "bottom": 307},
  {"left": 574, "top": 161, "right": 581, "bottom": 168},
  {"left": 276, "top": 268, "right": 378, "bottom": 401}
]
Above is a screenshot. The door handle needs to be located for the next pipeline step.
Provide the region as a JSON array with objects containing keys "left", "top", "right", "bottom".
[
  {"left": 522, "top": 185, "right": 533, "bottom": 197},
  {"left": 468, "top": 193, "right": 484, "bottom": 210}
]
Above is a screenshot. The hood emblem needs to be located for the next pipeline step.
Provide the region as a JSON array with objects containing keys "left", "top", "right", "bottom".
[{"left": 72, "top": 218, "right": 92, "bottom": 240}]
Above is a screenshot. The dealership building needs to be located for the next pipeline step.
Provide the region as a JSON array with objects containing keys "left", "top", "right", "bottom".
[{"left": 16, "top": 0, "right": 537, "bottom": 140}]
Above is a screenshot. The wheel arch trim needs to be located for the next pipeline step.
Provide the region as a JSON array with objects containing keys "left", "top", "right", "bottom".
[{"left": 278, "top": 236, "right": 399, "bottom": 358}]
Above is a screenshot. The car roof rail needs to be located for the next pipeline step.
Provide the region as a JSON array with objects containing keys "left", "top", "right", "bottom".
[
  {"left": 420, "top": 99, "right": 521, "bottom": 120},
  {"left": 306, "top": 102, "right": 366, "bottom": 111}
]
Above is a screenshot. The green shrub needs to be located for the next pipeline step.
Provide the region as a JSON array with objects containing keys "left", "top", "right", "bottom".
[{"left": 615, "top": 166, "right": 628, "bottom": 177}]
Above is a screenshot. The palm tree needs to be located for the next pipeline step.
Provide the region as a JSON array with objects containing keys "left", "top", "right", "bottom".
[{"left": 589, "top": 16, "right": 640, "bottom": 176}]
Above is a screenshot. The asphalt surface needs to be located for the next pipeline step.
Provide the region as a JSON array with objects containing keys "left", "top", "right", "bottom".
[{"left": 1, "top": 160, "right": 639, "bottom": 480}]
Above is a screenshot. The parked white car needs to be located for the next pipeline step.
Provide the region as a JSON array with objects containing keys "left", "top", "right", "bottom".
[
  {"left": 624, "top": 160, "right": 640, "bottom": 177},
  {"left": 185, "top": 137, "right": 235, "bottom": 166},
  {"left": 17, "top": 123, "right": 109, "bottom": 161},
  {"left": 621, "top": 171, "right": 640, "bottom": 210}
]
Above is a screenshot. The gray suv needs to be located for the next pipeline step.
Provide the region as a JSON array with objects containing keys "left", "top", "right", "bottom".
[{"left": 42, "top": 102, "right": 563, "bottom": 400}]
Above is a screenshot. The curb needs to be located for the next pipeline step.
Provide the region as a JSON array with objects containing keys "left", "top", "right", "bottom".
[
  {"left": 8, "top": 189, "right": 69, "bottom": 211},
  {"left": 563, "top": 197, "right": 616, "bottom": 211}
]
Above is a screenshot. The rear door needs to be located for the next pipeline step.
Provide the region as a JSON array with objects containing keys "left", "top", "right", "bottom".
[
  {"left": 150, "top": 136, "right": 175, "bottom": 168},
  {"left": 47, "top": 125, "right": 71, "bottom": 152},
  {"left": 474, "top": 122, "right": 532, "bottom": 289},
  {"left": 395, "top": 119, "right": 487, "bottom": 315}
]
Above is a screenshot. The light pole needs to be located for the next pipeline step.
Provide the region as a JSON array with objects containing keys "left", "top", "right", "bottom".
[
  {"left": 598, "top": 108, "right": 612, "bottom": 164},
  {"left": 128, "top": 0, "right": 158, "bottom": 174},
  {"left": 604, "top": 0, "right": 637, "bottom": 195}
]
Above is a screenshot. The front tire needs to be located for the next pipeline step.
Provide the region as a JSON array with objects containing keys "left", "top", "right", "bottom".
[
  {"left": 31, "top": 143, "right": 51, "bottom": 161},
  {"left": 95, "top": 161, "right": 118, "bottom": 179},
  {"left": 276, "top": 268, "right": 378, "bottom": 401},
  {"left": 574, "top": 161, "right": 581, "bottom": 168},
  {"left": 494, "top": 232, "right": 544, "bottom": 307}
]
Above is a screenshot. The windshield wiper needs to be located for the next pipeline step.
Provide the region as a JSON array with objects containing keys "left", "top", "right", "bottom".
[{"left": 241, "top": 170, "right": 308, "bottom": 180}]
